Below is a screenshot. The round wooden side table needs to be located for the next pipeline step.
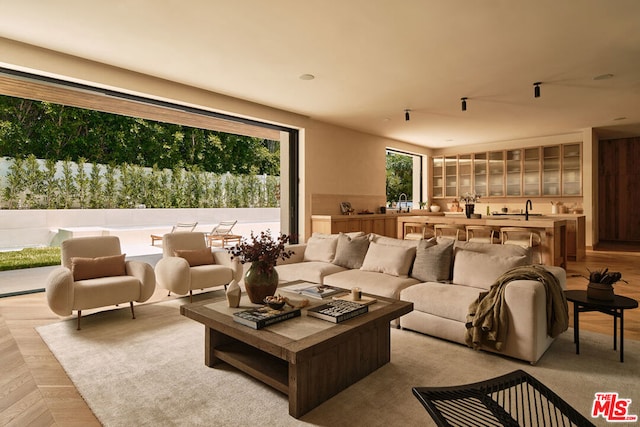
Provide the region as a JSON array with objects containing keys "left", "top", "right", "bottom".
[{"left": 565, "top": 290, "right": 638, "bottom": 362}]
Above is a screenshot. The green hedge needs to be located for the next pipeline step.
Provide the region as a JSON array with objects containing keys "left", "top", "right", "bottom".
[{"left": 1, "top": 155, "right": 280, "bottom": 209}]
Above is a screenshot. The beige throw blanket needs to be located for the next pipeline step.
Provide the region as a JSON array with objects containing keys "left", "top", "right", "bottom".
[{"left": 465, "top": 265, "right": 569, "bottom": 351}]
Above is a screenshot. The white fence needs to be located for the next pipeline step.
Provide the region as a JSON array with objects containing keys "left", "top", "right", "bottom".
[{"left": 0, "top": 207, "right": 281, "bottom": 250}]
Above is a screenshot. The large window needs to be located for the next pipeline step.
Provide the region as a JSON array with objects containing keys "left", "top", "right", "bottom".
[
  {"left": 0, "top": 67, "right": 299, "bottom": 238},
  {"left": 385, "top": 149, "right": 424, "bottom": 210}
]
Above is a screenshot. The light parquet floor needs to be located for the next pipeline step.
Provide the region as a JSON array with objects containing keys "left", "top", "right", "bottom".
[{"left": 0, "top": 248, "right": 639, "bottom": 426}]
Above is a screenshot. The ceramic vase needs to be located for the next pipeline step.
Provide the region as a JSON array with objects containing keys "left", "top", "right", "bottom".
[
  {"left": 244, "top": 261, "right": 278, "bottom": 304},
  {"left": 587, "top": 282, "right": 614, "bottom": 301},
  {"left": 225, "top": 280, "right": 241, "bottom": 308},
  {"left": 465, "top": 203, "right": 475, "bottom": 219}
]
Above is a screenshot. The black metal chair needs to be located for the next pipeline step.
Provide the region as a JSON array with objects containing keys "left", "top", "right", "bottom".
[{"left": 412, "top": 370, "right": 595, "bottom": 427}]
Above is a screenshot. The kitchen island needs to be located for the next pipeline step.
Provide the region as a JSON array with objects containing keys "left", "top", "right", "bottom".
[
  {"left": 397, "top": 214, "right": 568, "bottom": 268},
  {"left": 311, "top": 212, "right": 444, "bottom": 238}
]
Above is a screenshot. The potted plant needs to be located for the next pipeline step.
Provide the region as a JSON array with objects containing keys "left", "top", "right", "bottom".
[
  {"left": 459, "top": 192, "right": 480, "bottom": 218},
  {"left": 584, "top": 267, "right": 627, "bottom": 301},
  {"left": 228, "top": 230, "right": 293, "bottom": 304}
]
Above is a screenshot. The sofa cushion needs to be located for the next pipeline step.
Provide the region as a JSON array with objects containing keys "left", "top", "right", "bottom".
[
  {"left": 174, "top": 248, "right": 214, "bottom": 267},
  {"left": 360, "top": 241, "right": 416, "bottom": 277},
  {"left": 370, "top": 234, "right": 419, "bottom": 248},
  {"left": 400, "top": 282, "right": 482, "bottom": 323},
  {"left": 332, "top": 233, "right": 370, "bottom": 269},
  {"left": 452, "top": 249, "right": 528, "bottom": 290},
  {"left": 453, "top": 240, "right": 532, "bottom": 264},
  {"left": 71, "top": 254, "right": 127, "bottom": 281},
  {"left": 411, "top": 238, "right": 454, "bottom": 282},
  {"left": 304, "top": 235, "right": 339, "bottom": 263},
  {"left": 275, "top": 261, "right": 347, "bottom": 284},
  {"left": 323, "top": 269, "right": 420, "bottom": 299},
  {"left": 190, "top": 264, "right": 234, "bottom": 288}
]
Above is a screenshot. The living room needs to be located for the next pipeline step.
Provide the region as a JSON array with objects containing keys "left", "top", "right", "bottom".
[{"left": 1, "top": 1, "right": 639, "bottom": 425}]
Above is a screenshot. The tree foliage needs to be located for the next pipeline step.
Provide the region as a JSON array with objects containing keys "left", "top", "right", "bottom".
[
  {"left": 386, "top": 152, "right": 413, "bottom": 205},
  {"left": 0, "top": 95, "right": 280, "bottom": 175}
]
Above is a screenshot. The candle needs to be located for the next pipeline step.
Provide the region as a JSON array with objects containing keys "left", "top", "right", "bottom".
[{"left": 351, "top": 287, "right": 361, "bottom": 301}]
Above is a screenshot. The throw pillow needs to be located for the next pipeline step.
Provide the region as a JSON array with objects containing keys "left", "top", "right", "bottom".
[
  {"left": 174, "top": 248, "right": 215, "bottom": 267},
  {"left": 71, "top": 253, "right": 127, "bottom": 281},
  {"left": 332, "top": 233, "right": 370, "bottom": 269},
  {"left": 304, "top": 235, "right": 338, "bottom": 262},
  {"left": 452, "top": 250, "right": 528, "bottom": 289},
  {"left": 411, "top": 238, "right": 455, "bottom": 282},
  {"left": 360, "top": 241, "right": 416, "bottom": 277}
]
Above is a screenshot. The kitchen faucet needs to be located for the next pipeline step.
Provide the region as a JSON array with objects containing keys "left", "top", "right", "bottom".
[
  {"left": 398, "top": 193, "right": 408, "bottom": 213},
  {"left": 525, "top": 199, "right": 533, "bottom": 221}
]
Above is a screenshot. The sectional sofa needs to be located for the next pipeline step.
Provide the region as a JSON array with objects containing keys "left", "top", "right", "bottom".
[{"left": 275, "top": 232, "right": 567, "bottom": 364}]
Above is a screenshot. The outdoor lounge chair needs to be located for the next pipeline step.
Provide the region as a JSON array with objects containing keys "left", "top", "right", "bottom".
[
  {"left": 205, "top": 220, "right": 242, "bottom": 247},
  {"left": 150, "top": 222, "right": 198, "bottom": 246}
]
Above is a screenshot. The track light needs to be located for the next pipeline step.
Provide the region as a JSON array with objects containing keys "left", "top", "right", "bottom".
[
  {"left": 405, "top": 109, "right": 410, "bottom": 121},
  {"left": 533, "top": 82, "right": 541, "bottom": 98},
  {"left": 461, "top": 97, "right": 467, "bottom": 111}
]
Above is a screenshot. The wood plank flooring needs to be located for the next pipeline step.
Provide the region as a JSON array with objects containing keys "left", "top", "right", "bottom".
[{"left": 0, "top": 248, "right": 638, "bottom": 426}]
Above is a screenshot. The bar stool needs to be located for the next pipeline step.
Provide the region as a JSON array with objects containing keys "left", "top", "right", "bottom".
[
  {"left": 465, "top": 225, "right": 500, "bottom": 244},
  {"left": 500, "top": 227, "right": 542, "bottom": 263},
  {"left": 404, "top": 222, "right": 435, "bottom": 240},
  {"left": 434, "top": 224, "right": 466, "bottom": 241}
]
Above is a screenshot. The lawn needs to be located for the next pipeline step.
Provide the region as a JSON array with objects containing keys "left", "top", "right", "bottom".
[{"left": 0, "top": 247, "right": 61, "bottom": 271}]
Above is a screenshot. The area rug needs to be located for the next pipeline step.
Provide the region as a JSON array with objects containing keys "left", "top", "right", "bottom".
[{"left": 37, "top": 296, "right": 639, "bottom": 427}]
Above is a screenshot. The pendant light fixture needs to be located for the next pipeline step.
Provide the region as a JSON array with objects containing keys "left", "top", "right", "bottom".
[
  {"left": 533, "top": 82, "right": 541, "bottom": 98},
  {"left": 461, "top": 97, "right": 468, "bottom": 111},
  {"left": 405, "top": 109, "right": 411, "bottom": 121}
]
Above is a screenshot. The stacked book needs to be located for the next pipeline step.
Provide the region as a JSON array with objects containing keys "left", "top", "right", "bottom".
[
  {"left": 233, "top": 306, "right": 301, "bottom": 329},
  {"left": 306, "top": 299, "right": 368, "bottom": 323}
]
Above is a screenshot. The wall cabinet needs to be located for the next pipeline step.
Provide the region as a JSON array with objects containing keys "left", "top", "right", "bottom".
[{"left": 432, "top": 143, "right": 581, "bottom": 199}]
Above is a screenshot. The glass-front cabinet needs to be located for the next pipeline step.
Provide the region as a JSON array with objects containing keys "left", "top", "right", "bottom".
[
  {"left": 431, "top": 142, "right": 582, "bottom": 199},
  {"left": 488, "top": 151, "right": 504, "bottom": 196},
  {"left": 542, "top": 146, "right": 561, "bottom": 196},
  {"left": 473, "top": 153, "right": 487, "bottom": 197},
  {"left": 445, "top": 156, "right": 457, "bottom": 197},
  {"left": 432, "top": 156, "right": 444, "bottom": 198},
  {"left": 458, "top": 154, "right": 472, "bottom": 195},
  {"left": 523, "top": 147, "right": 541, "bottom": 196},
  {"left": 562, "top": 144, "right": 581, "bottom": 196},
  {"left": 506, "top": 149, "right": 522, "bottom": 196}
]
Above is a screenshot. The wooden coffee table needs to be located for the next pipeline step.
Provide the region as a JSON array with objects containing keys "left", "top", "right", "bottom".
[{"left": 181, "top": 290, "right": 412, "bottom": 418}]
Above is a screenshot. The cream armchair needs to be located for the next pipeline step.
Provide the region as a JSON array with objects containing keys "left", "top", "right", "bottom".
[
  {"left": 45, "top": 236, "right": 156, "bottom": 330},
  {"left": 155, "top": 232, "right": 242, "bottom": 302}
]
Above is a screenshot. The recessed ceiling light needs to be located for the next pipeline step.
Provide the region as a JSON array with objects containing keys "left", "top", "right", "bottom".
[
  {"left": 299, "top": 74, "right": 315, "bottom": 81},
  {"left": 613, "top": 116, "right": 627, "bottom": 121},
  {"left": 593, "top": 73, "right": 614, "bottom": 81}
]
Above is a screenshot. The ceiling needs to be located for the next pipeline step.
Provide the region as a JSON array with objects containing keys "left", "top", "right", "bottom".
[{"left": 1, "top": 0, "right": 639, "bottom": 148}]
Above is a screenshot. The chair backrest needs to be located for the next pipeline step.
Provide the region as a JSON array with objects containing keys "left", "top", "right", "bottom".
[
  {"left": 170, "top": 222, "right": 198, "bottom": 233},
  {"left": 466, "top": 225, "right": 498, "bottom": 243},
  {"left": 61, "top": 236, "right": 122, "bottom": 269},
  {"left": 163, "top": 232, "right": 207, "bottom": 257},
  {"left": 210, "top": 220, "right": 237, "bottom": 236},
  {"left": 500, "top": 227, "right": 541, "bottom": 246},
  {"left": 434, "top": 224, "right": 465, "bottom": 240}
]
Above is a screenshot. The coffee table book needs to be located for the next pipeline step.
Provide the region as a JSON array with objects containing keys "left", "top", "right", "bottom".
[
  {"left": 233, "top": 306, "right": 301, "bottom": 329},
  {"left": 306, "top": 299, "right": 368, "bottom": 323},
  {"left": 281, "top": 282, "right": 349, "bottom": 300}
]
